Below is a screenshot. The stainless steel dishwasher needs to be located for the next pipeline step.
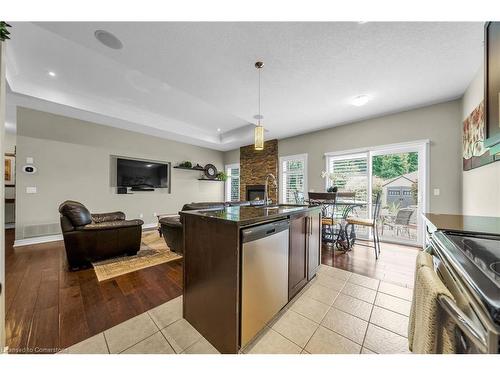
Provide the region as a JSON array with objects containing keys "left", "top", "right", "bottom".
[{"left": 241, "top": 219, "right": 289, "bottom": 348}]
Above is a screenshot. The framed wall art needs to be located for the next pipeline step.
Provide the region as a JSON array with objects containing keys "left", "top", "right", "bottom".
[
  {"left": 5, "top": 153, "right": 16, "bottom": 185},
  {"left": 484, "top": 21, "right": 500, "bottom": 154}
]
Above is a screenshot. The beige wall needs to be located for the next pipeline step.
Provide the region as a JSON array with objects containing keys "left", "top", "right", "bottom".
[
  {"left": 4, "top": 131, "right": 15, "bottom": 153},
  {"left": 15, "top": 107, "right": 224, "bottom": 240},
  {"left": 461, "top": 65, "right": 500, "bottom": 217},
  {"left": 224, "top": 100, "right": 463, "bottom": 214},
  {"left": 223, "top": 148, "right": 240, "bottom": 166}
]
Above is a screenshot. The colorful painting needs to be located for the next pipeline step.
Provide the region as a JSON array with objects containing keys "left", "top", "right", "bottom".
[
  {"left": 5, "top": 154, "right": 16, "bottom": 185},
  {"left": 463, "top": 101, "right": 496, "bottom": 170}
]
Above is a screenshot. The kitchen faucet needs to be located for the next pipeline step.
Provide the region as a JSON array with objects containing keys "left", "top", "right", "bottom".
[{"left": 264, "top": 173, "right": 277, "bottom": 205}]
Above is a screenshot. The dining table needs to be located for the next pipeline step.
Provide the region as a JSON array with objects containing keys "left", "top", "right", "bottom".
[{"left": 306, "top": 196, "right": 367, "bottom": 252}]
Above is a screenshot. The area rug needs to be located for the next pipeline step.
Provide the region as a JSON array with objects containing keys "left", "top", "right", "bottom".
[{"left": 92, "top": 231, "right": 182, "bottom": 281}]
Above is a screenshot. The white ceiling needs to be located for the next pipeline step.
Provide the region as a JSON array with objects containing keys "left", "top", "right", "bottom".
[{"left": 6, "top": 22, "right": 483, "bottom": 150}]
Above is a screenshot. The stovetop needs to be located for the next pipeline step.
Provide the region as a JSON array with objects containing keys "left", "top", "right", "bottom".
[
  {"left": 440, "top": 231, "right": 500, "bottom": 325},
  {"left": 447, "top": 233, "right": 500, "bottom": 286}
]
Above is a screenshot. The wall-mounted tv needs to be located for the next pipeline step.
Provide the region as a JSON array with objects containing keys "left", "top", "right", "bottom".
[{"left": 116, "top": 158, "right": 169, "bottom": 190}]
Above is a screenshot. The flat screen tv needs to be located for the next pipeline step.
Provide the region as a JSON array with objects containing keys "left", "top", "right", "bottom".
[{"left": 116, "top": 158, "right": 169, "bottom": 190}]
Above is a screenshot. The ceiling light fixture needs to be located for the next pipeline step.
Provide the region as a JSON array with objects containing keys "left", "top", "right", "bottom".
[
  {"left": 48, "top": 71, "right": 56, "bottom": 77},
  {"left": 254, "top": 61, "right": 265, "bottom": 151},
  {"left": 94, "top": 30, "right": 123, "bottom": 50},
  {"left": 351, "top": 94, "right": 372, "bottom": 106},
  {"left": 217, "top": 128, "right": 221, "bottom": 132}
]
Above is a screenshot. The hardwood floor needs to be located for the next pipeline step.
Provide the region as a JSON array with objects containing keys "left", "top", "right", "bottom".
[
  {"left": 4, "top": 229, "right": 182, "bottom": 353},
  {"left": 4, "top": 228, "right": 418, "bottom": 354},
  {"left": 321, "top": 240, "right": 419, "bottom": 288}
]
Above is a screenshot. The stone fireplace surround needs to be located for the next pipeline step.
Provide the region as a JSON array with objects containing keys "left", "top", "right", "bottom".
[{"left": 239, "top": 139, "right": 279, "bottom": 203}]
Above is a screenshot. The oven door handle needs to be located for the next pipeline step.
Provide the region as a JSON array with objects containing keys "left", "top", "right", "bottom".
[{"left": 437, "top": 294, "right": 489, "bottom": 353}]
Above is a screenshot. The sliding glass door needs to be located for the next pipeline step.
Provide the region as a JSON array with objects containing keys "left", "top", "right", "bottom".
[
  {"left": 327, "top": 153, "right": 369, "bottom": 238},
  {"left": 325, "top": 142, "right": 427, "bottom": 247},
  {"left": 372, "top": 148, "right": 421, "bottom": 246}
]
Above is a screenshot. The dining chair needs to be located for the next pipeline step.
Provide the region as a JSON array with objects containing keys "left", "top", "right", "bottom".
[
  {"left": 307, "top": 192, "right": 342, "bottom": 245},
  {"left": 345, "top": 192, "right": 382, "bottom": 259}
]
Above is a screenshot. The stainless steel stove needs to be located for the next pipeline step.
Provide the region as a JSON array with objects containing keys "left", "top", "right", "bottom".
[{"left": 429, "top": 230, "right": 500, "bottom": 353}]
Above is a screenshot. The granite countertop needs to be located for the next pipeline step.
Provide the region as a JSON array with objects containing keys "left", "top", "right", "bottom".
[
  {"left": 423, "top": 213, "right": 500, "bottom": 236},
  {"left": 180, "top": 204, "right": 319, "bottom": 227}
]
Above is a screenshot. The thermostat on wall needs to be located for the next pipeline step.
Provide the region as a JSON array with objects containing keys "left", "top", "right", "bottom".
[{"left": 22, "top": 164, "right": 37, "bottom": 174}]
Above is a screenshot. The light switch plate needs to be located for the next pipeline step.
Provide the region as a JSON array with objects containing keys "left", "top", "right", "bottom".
[
  {"left": 26, "top": 157, "right": 34, "bottom": 164},
  {"left": 26, "top": 187, "right": 37, "bottom": 194},
  {"left": 433, "top": 188, "right": 440, "bottom": 196}
]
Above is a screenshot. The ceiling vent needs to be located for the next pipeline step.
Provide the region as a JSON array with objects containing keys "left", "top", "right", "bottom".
[{"left": 94, "top": 30, "right": 123, "bottom": 50}]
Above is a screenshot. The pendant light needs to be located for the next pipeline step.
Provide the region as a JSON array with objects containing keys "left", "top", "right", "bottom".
[{"left": 254, "top": 61, "right": 264, "bottom": 150}]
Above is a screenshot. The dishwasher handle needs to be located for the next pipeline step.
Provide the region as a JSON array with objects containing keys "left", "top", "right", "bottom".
[{"left": 242, "top": 220, "right": 290, "bottom": 243}]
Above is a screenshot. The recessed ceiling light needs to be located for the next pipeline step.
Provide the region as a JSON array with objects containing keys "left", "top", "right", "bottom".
[
  {"left": 95, "top": 30, "right": 123, "bottom": 50},
  {"left": 217, "top": 128, "right": 221, "bottom": 132},
  {"left": 358, "top": 21, "right": 368, "bottom": 24},
  {"left": 351, "top": 94, "right": 372, "bottom": 106},
  {"left": 48, "top": 71, "right": 56, "bottom": 77}
]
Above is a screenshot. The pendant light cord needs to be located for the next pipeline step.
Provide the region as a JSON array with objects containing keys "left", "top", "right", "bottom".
[{"left": 258, "top": 67, "right": 261, "bottom": 126}]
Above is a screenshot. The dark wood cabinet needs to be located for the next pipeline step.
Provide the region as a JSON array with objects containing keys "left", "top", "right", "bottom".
[
  {"left": 307, "top": 211, "right": 321, "bottom": 280},
  {"left": 288, "top": 213, "right": 309, "bottom": 299},
  {"left": 288, "top": 210, "right": 321, "bottom": 299},
  {"left": 182, "top": 206, "right": 321, "bottom": 353}
]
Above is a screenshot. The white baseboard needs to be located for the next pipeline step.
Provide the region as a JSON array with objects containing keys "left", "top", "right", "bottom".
[
  {"left": 13, "top": 223, "right": 159, "bottom": 248},
  {"left": 143, "top": 223, "right": 158, "bottom": 230},
  {"left": 14, "top": 234, "right": 64, "bottom": 247}
]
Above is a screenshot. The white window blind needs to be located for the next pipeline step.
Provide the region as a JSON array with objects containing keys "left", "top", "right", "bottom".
[
  {"left": 225, "top": 164, "right": 240, "bottom": 202},
  {"left": 280, "top": 154, "right": 307, "bottom": 204},
  {"left": 327, "top": 154, "right": 368, "bottom": 203}
]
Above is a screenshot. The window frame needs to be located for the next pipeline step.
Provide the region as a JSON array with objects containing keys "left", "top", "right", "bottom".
[
  {"left": 224, "top": 163, "right": 240, "bottom": 202},
  {"left": 279, "top": 153, "right": 308, "bottom": 204}
]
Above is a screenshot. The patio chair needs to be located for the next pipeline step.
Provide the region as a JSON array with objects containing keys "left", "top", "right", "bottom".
[{"left": 382, "top": 207, "right": 415, "bottom": 239}]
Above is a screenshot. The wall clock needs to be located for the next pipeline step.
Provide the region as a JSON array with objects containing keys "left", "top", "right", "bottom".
[{"left": 204, "top": 164, "right": 218, "bottom": 179}]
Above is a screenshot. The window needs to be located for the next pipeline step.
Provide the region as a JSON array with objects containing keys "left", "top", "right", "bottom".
[
  {"left": 279, "top": 154, "right": 307, "bottom": 204},
  {"left": 225, "top": 164, "right": 240, "bottom": 202},
  {"left": 326, "top": 153, "right": 368, "bottom": 203}
]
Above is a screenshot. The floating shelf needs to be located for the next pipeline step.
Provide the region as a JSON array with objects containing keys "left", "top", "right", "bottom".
[
  {"left": 174, "top": 166, "right": 205, "bottom": 171},
  {"left": 198, "top": 178, "right": 224, "bottom": 182}
]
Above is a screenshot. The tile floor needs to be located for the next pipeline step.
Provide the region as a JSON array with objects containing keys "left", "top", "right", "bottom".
[{"left": 60, "top": 264, "right": 413, "bottom": 354}]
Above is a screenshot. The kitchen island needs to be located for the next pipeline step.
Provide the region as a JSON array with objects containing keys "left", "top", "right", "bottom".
[{"left": 180, "top": 204, "right": 322, "bottom": 354}]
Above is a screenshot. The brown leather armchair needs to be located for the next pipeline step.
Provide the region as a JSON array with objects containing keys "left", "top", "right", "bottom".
[
  {"left": 59, "top": 200, "right": 144, "bottom": 270},
  {"left": 159, "top": 200, "right": 262, "bottom": 254}
]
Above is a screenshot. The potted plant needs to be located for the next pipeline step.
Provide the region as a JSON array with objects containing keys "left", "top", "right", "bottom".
[
  {"left": 321, "top": 171, "right": 343, "bottom": 192},
  {"left": 216, "top": 171, "right": 228, "bottom": 181}
]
